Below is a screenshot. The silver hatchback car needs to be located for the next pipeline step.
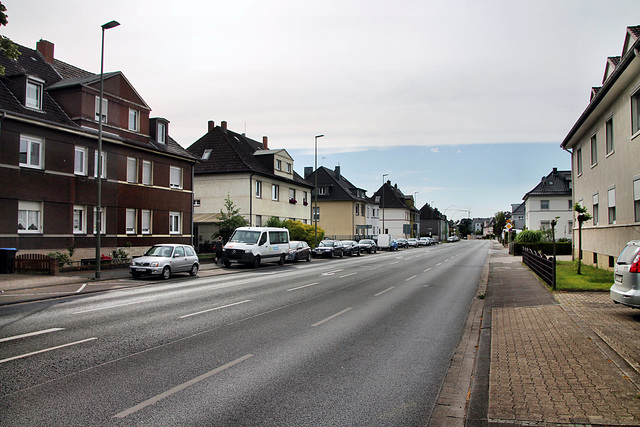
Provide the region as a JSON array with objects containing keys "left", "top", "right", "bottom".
[
  {"left": 130, "top": 244, "right": 199, "bottom": 280},
  {"left": 611, "top": 240, "right": 640, "bottom": 308}
]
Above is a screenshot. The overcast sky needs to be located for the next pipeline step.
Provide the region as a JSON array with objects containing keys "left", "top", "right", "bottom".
[{"left": 3, "top": 0, "right": 637, "bottom": 219}]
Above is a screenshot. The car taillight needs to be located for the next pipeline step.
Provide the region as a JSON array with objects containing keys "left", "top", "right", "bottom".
[{"left": 630, "top": 253, "right": 640, "bottom": 273}]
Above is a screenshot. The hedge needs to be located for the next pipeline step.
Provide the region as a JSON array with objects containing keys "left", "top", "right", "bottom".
[{"left": 512, "top": 242, "right": 572, "bottom": 256}]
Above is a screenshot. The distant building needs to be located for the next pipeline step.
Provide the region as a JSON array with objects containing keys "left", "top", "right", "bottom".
[
  {"left": 561, "top": 25, "right": 640, "bottom": 269},
  {"left": 471, "top": 218, "right": 491, "bottom": 235},
  {"left": 0, "top": 39, "right": 197, "bottom": 260},
  {"left": 186, "top": 121, "right": 312, "bottom": 248},
  {"left": 419, "top": 204, "right": 448, "bottom": 241},
  {"left": 511, "top": 203, "right": 526, "bottom": 230},
  {"left": 303, "top": 166, "right": 379, "bottom": 239},
  {"left": 372, "top": 181, "right": 420, "bottom": 238},
  {"left": 522, "top": 168, "right": 573, "bottom": 240}
]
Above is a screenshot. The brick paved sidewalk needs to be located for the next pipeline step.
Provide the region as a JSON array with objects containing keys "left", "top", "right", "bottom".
[{"left": 488, "top": 246, "right": 640, "bottom": 426}]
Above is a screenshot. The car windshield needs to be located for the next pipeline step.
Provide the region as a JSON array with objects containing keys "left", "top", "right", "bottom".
[
  {"left": 618, "top": 244, "right": 640, "bottom": 265},
  {"left": 145, "top": 246, "right": 174, "bottom": 257},
  {"left": 229, "top": 230, "right": 261, "bottom": 244},
  {"left": 319, "top": 241, "right": 334, "bottom": 247}
]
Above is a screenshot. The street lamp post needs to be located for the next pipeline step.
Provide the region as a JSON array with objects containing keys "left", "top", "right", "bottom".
[
  {"left": 381, "top": 174, "right": 388, "bottom": 234},
  {"left": 314, "top": 134, "right": 324, "bottom": 247},
  {"left": 95, "top": 20, "right": 120, "bottom": 280}
]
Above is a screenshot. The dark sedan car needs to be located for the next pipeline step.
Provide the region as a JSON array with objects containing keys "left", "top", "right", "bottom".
[
  {"left": 287, "top": 240, "right": 311, "bottom": 262},
  {"left": 312, "top": 240, "right": 344, "bottom": 258},
  {"left": 357, "top": 239, "right": 377, "bottom": 253},
  {"left": 341, "top": 240, "right": 361, "bottom": 256}
]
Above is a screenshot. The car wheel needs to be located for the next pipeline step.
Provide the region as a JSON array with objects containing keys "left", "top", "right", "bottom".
[
  {"left": 339, "top": 250, "right": 343, "bottom": 258},
  {"left": 190, "top": 263, "right": 199, "bottom": 276},
  {"left": 253, "top": 256, "right": 261, "bottom": 268},
  {"left": 278, "top": 254, "right": 285, "bottom": 265},
  {"left": 161, "top": 266, "right": 171, "bottom": 280},
  {"left": 306, "top": 252, "right": 311, "bottom": 262},
  {"left": 132, "top": 273, "right": 141, "bottom": 280},
  {"left": 357, "top": 250, "right": 361, "bottom": 256},
  {"left": 223, "top": 261, "right": 231, "bottom": 268},
  {"left": 330, "top": 251, "right": 334, "bottom": 258}
]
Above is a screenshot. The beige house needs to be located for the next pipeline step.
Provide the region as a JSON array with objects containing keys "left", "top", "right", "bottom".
[
  {"left": 187, "top": 121, "right": 312, "bottom": 248},
  {"left": 561, "top": 26, "right": 640, "bottom": 269}
]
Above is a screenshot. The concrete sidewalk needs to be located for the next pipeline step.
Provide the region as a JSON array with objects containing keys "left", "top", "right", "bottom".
[{"left": 433, "top": 241, "right": 640, "bottom": 426}]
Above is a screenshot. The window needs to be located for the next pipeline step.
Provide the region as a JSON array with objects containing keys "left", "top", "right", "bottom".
[
  {"left": 141, "top": 210, "right": 151, "bottom": 234},
  {"left": 313, "top": 206, "right": 320, "bottom": 221},
  {"left": 318, "top": 187, "right": 328, "bottom": 195},
  {"left": 286, "top": 163, "right": 292, "bottom": 173},
  {"left": 125, "top": 209, "right": 136, "bottom": 234},
  {"left": 289, "top": 188, "right": 295, "bottom": 201},
  {"left": 128, "top": 109, "right": 139, "bottom": 132},
  {"left": 576, "top": 148, "right": 583, "bottom": 175},
  {"left": 93, "top": 207, "right": 106, "bottom": 234},
  {"left": 272, "top": 184, "right": 279, "bottom": 201},
  {"left": 18, "top": 201, "right": 41, "bottom": 233},
  {"left": 276, "top": 159, "right": 282, "bottom": 171},
  {"left": 606, "top": 118, "right": 614, "bottom": 155},
  {"left": 540, "top": 200, "right": 549, "bottom": 210},
  {"left": 608, "top": 187, "right": 616, "bottom": 224},
  {"left": 568, "top": 199, "right": 573, "bottom": 210},
  {"left": 73, "top": 205, "right": 86, "bottom": 234},
  {"left": 255, "top": 180, "right": 262, "bottom": 198},
  {"left": 142, "top": 160, "right": 152, "bottom": 185},
  {"left": 95, "top": 96, "right": 108, "bottom": 123},
  {"left": 26, "top": 78, "right": 43, "bottom": 110},
  {"left": 303, "top": 191, "right": 308, "bottom": 204},
  {"left": 590, "top": 134, "right": 597, "bottom": 166},
  {"left": 170, "top": 166, "right": 182, "bottom": 189},
  {"left": 74, "top": 147, "right": 87, "bottom": 175},
  {"left": 634, "top": 178, "right": 640, "bottom": 222},
  {"left": 94, "top": 150, "right": 106, "bottom": 178},
  {"left": 593, "top": 193, "right": 599, "bottom": 226},
  {"left": 256, "top": 215, "right": 262, "bottom": 227},
  {"left": 19, "top": 135, "right": 43, "bottom": 169},
  {"left": 169, "top": 212, "right": 181, "bottom": 234},
  {"left": 157, "top": 122, "right": 166, "bottom": 144},
  {"left": 356, "top": 204, "right": 360, "bottom": 215},
  {"left": 632, "top": 90, "right": 640, "bottom": 135},
  {"left": 201, "top": 149, "right": 212, "bottom": 160},
  {"left": 193, "top": 199, "right": 201, "bottom": 207},
  {"left": 127, "top": 157, "right": 138, "bottom": 183}
]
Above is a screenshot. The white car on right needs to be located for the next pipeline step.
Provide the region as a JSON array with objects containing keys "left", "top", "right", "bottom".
[{"left": 611, "top": 240, "right": 640, "bottom": 308}]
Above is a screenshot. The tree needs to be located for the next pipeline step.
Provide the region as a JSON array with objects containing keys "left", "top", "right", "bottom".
[
  {"left": 458, "top": 218, "right": 472, "bottom": 237},
  {"left": 574, "top": 203, "right": 592, "bottom": 275},
  {"left": 216, "top": 193, "right": 247, "bottom": 242},
  {"left": 0, "top": 2, "right": 21, "bottom": 76},
  {"left": 493, "top": 211, "right": 508, "bottom": 239}
]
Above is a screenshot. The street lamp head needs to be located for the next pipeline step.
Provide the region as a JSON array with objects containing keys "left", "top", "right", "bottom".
[
  {"left": 102, "top": 20, "right": 120, "bottom": 30},
  {"left": 315, "top": 134, "right": 324, "bottom": 139}
]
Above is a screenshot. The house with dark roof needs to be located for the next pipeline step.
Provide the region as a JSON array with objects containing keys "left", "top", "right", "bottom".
[
  {"left": 561, "top": 25, "right": 640, "bottom": 269},
  {"left": 511, "top": 203, "right": 526, "bottom": 231},
  {"left": 522, "top": 168, "right": 573, "bottom": 240},
  {"left": 419, "top": 203, "right": 448, "bottom": 241},
  {"left": 186, "top": 121, "right": 313, "bottom": 246},
  {"left": 303, "top": 166, "right": 379, "bottom": 239},
  {"left": 0, "top": 39, "right": 197, "bottom": 262},
  {"left": 372, "top": 181, "right": 420, "bottom": 238}
]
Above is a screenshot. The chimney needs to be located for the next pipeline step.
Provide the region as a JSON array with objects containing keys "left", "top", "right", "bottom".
[
  {"left": 304, "top": 166, "right": 313, "bottom": 179},
  {"left": 36, "top": 39, "right": 55, "bottom": 64},
  {"left": 552, "top": 167, "right": 557, "bottom": 173},
  {"left": 221, "top": 121, "right": 227, "bottom": 131},
  {"left": 208, "top": 120, "right": 215, "bottom": 131},
  {"left": 263, "top": 136, "right": 269, "bottom": 150},
  {"left": 334, "top": 166, "right": 341, "bottom": 180}
]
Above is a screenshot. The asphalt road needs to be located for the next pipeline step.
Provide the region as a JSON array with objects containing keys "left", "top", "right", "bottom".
[{"left": 0, "top": 240, "right": 490, "bottom": 426}]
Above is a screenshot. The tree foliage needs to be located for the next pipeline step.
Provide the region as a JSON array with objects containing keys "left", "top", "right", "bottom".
[
  {"left": 493, "top": 211, "right": 508, "bottom": 237},
  {"left": 458, "top": 218, "right": 472, "bottom": 237},
  {"left": 0, "top": 3, "right": 20, "bottom": 76},
  {"left": 515, "top": 229, "right": 544, "bottom": 244},
  {"left": 216, "top": 193, "right": 247, "bottom": 242}
]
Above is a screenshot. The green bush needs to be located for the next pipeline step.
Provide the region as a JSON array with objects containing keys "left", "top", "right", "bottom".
[
  {"left": 513, "top": 242, "right": 572, "bottom": 256},
  {"left": 515, "top": 229, "right": 543, "bottom": 244},
  {"left": 284, "top": 220, "right": 324, "bottom": 247}
]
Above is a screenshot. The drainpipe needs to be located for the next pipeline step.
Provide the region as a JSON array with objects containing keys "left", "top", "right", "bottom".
[
  {"left": 562, "top": 146, "right": 575, "bottom": 260},
  {"left": 249, "top": 173, "right": 255, "bottom": 226}
]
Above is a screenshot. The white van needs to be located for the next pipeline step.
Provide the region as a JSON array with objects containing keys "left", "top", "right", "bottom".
[{"left": 222, "top": 227, "right": 290, "bottom": 268}]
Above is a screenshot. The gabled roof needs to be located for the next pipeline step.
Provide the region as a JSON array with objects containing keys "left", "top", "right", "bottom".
[
  {"left": 420, "top": 203, "right": 445, "bottom": 220},
  {"left": 523, "top": 168, "right": 572, "bottom": 200},
  {"left": 187, "top": 125, "right": 311, "bottom": 187},
  {"left": 304, "top": 166, "right": 369, "bottom": 202},
  {"left": 374, "top": 181, "right": 418, "bottom": 211}
]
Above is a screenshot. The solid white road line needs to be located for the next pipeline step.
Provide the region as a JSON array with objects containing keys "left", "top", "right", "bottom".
[
  {"left": 0, "top": 328, "right": 64, "bottom": 343},
  {"left": 76, "top": 284, "right": 87, "bottom": 293},
  {"left": 374, "top": 287, "right": 394, "bottom": 297},
  {"left": 73, "top": 299, "right": 157, "bottom": 314},
  {"left": 112, "top": 354, "right": 254, "bottom": 419},
  {"left": 339, "top": 272, "right": 357, "bottom": 279},
  {"left": 424, "top": 267, "right": 432, "bottom": 272},
  {"left": 179, "top": 300, "right": 251, "bottom": 319},
  {"left": 405, "top": 275, "right": 417, "bottom": 281},
  {"left": 312, "top": 308, "right": 353, "bottom": 327},
  {"left": 0, "top": 337, "right": 97, "bottom": 364},
  {"left": 287, "top": 282, "right": 319, "bottom": 292}
]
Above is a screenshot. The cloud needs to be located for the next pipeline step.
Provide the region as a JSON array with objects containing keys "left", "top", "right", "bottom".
[{"left": 431, "top": 148, "right": 440, "bottom": 153}]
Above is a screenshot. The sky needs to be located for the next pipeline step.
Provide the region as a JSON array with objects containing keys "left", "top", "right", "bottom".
[{"left": 2, "top": 0, "right": 637, "bottom": 218}]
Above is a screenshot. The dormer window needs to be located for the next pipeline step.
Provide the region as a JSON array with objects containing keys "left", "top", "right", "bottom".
[
  {"left": 202, "top": 149, "right": 212, "bottom": 160},
  {"left": 129, "top": 109, "right": 139, "bottom": 132},
  {"left": 286, "top": 163, "right": 292, "bottom": 173},
  {"left": 95, "top": 97, "right": 108, "bottom": 123},
  {"left": 26, "top": 77, "right": 43, "bottom": 110},
  {"left": 157, "top": 122, "right": 166, "bottom": 144},
  {"left": 276, "top": 159, "right": 282, "bottom": 170}
]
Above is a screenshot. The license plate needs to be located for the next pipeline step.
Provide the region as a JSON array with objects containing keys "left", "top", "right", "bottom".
[
  {"left": 616, "top": 274, "right": 623, "bottom": 283},
  {"left": 135, "top": 268, "right": 146, "bottom": 272}
]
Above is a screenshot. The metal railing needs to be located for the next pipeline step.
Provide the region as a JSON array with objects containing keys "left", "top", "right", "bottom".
[{"left": 522, "top": 246, "right": 556, "bottom": 289}]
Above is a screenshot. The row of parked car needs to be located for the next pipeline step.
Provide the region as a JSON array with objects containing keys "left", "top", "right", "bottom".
[{"left": 396, "top": 237, "right": 437, "bottom": 248}]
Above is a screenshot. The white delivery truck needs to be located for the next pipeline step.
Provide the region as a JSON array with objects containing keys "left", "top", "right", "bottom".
[
  {"left": 376, "top": 234, "right": 395, "bottom": 251},
  {"left": 222, "top": 227, "right": 290, "bottom": 268}
]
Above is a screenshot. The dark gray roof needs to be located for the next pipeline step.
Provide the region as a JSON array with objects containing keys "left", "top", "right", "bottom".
[{"left": 523, "top": 168, "right": 572, "bottom": 200}]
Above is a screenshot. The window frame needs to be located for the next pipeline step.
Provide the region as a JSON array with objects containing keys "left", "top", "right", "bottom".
[
  {"left": 93, "top": 207, "right": 106, "bottom": 235},
  {"left": 73, "top": 205, "right": 86, "bottom": 234},
  {"left": 605, "top": 118, "right": 614, "bottom": 155},
  {"left": 94, "top": 150, "right": 106, "bottom": 178},
  {"left": 126, "top": 208, "right": 136, "bottom": 234},
  {"left": 141, "top": 209, "right": 151, "bottom": 234},
  {"left": 540, "top": 200, "right": 550, "bottom": 210},
  {"left": 19, "top": 135, "right": 43, "bottom": 169},
  {"left": 272, "top": 184, "right": 279, "bottom": 201},
  {"left": 608, "top": 187, "right": 616, "bottom": 225},
  {"left": 95, "top": 96, "right": 108, "bottom": 123},
  {"left": 590, "top": 134, "right": 597, "bottom": 166},
  {"left": 634, "top": 178, "right": 640, "bottom": 222},
  {"left": 576, "top": 148, "right": 583, "bottom": 176},
  {"left": 127, "top": 157, "right": 138, "bottom": 183},
  {"left": 169, "top": 166, "right": 182, "bottom": 189},
  {"left": 169, "top": 211, "right": 181, "bottom": 234},
  {"left": 26, "top": 77, "right": 43, "bottom": 110},
  {"left": 255, "top": 180, "right": 262, "bottom": 198},
  {"left": 74, "top": 146, "right": 87, "bottom": 175},
  {"left": 18, "top": 201, "right": 42, "bottom": 234},
  {"left": 632, "top": 89, "right": 640, "bottom": 136},
  {"left": 592, "top": 193, "right": 599, "bottom": 226},
  {"left": 128, "top": 108, "right": 139, "bottom": 132},
  {"left": 157, "top": 122, "right": 166, "bottom": 144},
  {"left": 142, "top": 160, "right": 152, "bottom": 185}
]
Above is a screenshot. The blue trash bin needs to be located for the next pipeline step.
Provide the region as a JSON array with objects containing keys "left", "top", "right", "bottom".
[{"left": 0, "top": 248, "right": 17, "bottom": 274}]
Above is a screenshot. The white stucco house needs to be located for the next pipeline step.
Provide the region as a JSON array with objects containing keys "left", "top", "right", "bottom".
[{"left": 523, "top": 168, "right": 573, "bottom": 240}]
